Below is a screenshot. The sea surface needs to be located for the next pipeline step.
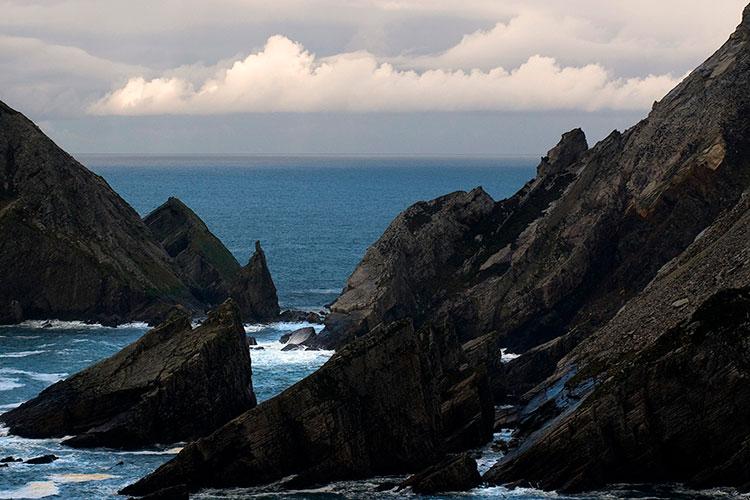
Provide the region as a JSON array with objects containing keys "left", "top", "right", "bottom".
[{"left": 0, "top": 157, "right": 744, "bottom": 499}]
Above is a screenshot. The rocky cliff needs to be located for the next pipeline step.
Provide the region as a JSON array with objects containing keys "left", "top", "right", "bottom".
[
  {"left": 0, "top": 300, "right": 255, "bottom": 449},
  {"left": 122, "top": 318, "right": 492, "bottom": 496},
  {"left": 313, "top": 2, "right": 750, "bottom": 493},
  {"left": 0, "top": 101, "right": 196, "bottom": 325}
]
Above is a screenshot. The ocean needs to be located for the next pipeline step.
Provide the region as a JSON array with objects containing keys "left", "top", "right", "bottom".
[{"left": 0, "top": 157, "right": 740, "bottom": 499}]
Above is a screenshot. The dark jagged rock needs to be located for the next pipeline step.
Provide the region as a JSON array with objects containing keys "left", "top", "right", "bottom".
[
  {"left": 122, "top": 319, "right": 493, "bottom": 497},
  {"left": 482, "top": 6, "right": 750, "bottom": 492},
  {"left": 25, "top": 455, "right": 58, "bottom": 464},
  {"left": 486, "top": 288, "right": 750, "bottom": 492},
  {"left": 229, "top": 241, "right": 280, "bottom": 323},
  {"left": 315, "top": 129, "right": 588, "bottom": 351},
  {"left": 0, "top": 300, "right": 255, "bottom": 449},
  {"left": 0, "top": 456, "right": 21, "bottom": 463},
  {"left": 144, "top": 197, "right": 241, "bottom": 304},
  {"left": 399, "top": 453, "right": 481, "bottom": 494},
  {"left": 0, "top": 101, "right": 197, "bottom": 325},
  {"left": 278, "top": 309, "right": 325, "bottom": 324}
]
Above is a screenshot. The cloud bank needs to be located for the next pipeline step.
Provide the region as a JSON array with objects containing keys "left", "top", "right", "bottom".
[{"left": 90, "top": 36, "right": 681, "bottom": 115}]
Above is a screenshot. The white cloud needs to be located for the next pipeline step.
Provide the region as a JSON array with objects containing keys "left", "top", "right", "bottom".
[{"left": 89, "top": 35, "right": 681, "bottom": 115}]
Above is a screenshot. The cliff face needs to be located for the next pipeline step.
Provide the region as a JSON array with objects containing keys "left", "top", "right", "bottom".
[
  {"left": 310, "top": 2, "right": 750, "bottom": 493},
  {"left": 0, "top": 101, "right": 195, "bottom": 325},
  {"left": 144, "top": 197, "right": 241, "bottom": 304},
  {"left": 122, "top": 318, "right": 492, "bottom": 496},
  {"left": 0, "top": 300, "right": 255, "bottom": 449}
]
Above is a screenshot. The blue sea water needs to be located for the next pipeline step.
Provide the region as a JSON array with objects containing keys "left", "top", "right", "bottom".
[{"left": 0, "top": 157, "right": 743, "bottom": 499}]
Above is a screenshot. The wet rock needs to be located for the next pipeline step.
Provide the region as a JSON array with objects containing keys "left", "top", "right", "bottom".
[
  {"left": 0, "top": 456, "right": 21, "bottom": 463},
  {"left": 0, "top": 300, "right": 255, "bottom": 449},
  {"left": 126, "top": 484, "right": 188, "bottom": 500},
  {"left": 247, "top": 336, "right": 258, "bottom": 346},
  {"left": 399, "top": 453, "right": 481, "bottom": 494},
  {"left": 25, "top": 455, "right": 58, "bottom": 464},
  {"left": 280, "top": 343, "right": 304, "bottom": 351},
  {"left": 280, "top": 327, "right": 316, "bottom": 346},
  {"left": 121, "top": 320, "right": 493, "bottom": 497},
  {"left": 144, "top": 197, "right": 242, "bottom": 305},
  {"left": 0, "top": 100, "right": 197, "bottom": 325},
  {"left": 229, "top": 241, "right": 281, "bottom": 323}
]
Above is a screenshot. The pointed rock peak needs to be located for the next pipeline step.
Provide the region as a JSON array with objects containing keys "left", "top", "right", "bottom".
[
  {"left": 146, "top": 196, "right": 202, "bottom": 225},
  {"left": 252, "top": 240, "right": 264, "bottom": 260},
  {"left": 205, "top": 298, "right": 243, "bottom": 327},
  {"left": 537, "top": 128, "right": 588, "bottom": 177},
  {"left": 743, "top": 3, "right": 750, "bottom": 27},
  {"left": 230, "top": 241, "right": 280, "bottom": 323}
]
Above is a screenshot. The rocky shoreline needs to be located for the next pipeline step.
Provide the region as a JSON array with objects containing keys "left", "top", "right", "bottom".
[{"left": 4, "top": 3, "right": 750, "bottom": 498}]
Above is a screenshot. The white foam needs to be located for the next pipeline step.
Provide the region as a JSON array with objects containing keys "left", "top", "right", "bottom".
[
  {"left": 3, "top": 319, "right": 149, "bottom": 330},
  {"left": 500, "top": 348, "right": 521, "bottom": 363},
  {"left": 0, "top": 378, "right": 24, "bottom": 391},
  {"left": 0, "top": 402, "right": 22, "bottom": 411},
  {"left": 244, "top": 322, "right": 324, "bottom": 334},
  {"left": 0, "top": 350, "right": 46, "bottom": 358},
  {"left": 0, "top": 368, "right": 67, "bottom": 383},
  {"left": 110, "top": 446, "right": 183, "bottom": 455},
  {"left": 0, "top": 482, "right": 60, "bottom": 499}
]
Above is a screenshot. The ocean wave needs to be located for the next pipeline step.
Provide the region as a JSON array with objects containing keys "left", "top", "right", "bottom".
[
  {"left": 0, "top": 377, "right": 24, "bottom": 391},
  {"left": 3, "top": 319, "right": 149, "bottom": 330},
  {"left": 0, "top": 482, "right": 60, "bottom": 499},
  {"left": 0, "top": 368, "right": 67, "bottom": 383},
  {"left": 0, "top": 350, "right": 46, "bottom": 358},
  {"left": 0, "top": 402, "right": 22, "bottom": 411}
]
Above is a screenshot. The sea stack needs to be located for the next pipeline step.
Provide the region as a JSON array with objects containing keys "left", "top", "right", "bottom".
[
  {"left": 0, "top": 300, "right": 256, "bottom": 449},
  {"left": 229, "top": 241, "right": 281, "bottom": 322}
]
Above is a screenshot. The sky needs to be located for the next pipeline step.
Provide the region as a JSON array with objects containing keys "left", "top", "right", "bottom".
[{"left": 1, "top": 0, "right": 747, "bottom": 155}]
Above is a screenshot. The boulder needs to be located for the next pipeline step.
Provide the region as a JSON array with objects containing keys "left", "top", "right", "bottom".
[
  {"left": 229, "top": 241, "right": 281, "bottom": 323},
  {"left": 280, "top": 327, "right": 316, "bottom": 346},
  {"left": 25, "top": 455, "right": 58, "bottom": 464},
  {"left": 0, "top": 300, "right": 255, "bottom": 449},
  {"left": 280, "top": 343, "right": 304, "bottom": 351},
  {"left": 121, "top": 320, "right": 493, "bottom": 497},
  {"left": 399, "top": 454, "right": 481, "bottom": 494}
]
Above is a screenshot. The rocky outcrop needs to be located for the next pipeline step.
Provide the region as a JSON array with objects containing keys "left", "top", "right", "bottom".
[
  {"left": 482, "top": 5, "right": 750, "bottom": 493},
  {"left": 0, "top": 300, "right": 255, "bottom": 449},
  {"left": 228, "top": 241, "right": 280, "bottom": 322},
  {"left": 122, "top": 319, "right": 492, "bottom": 496},
  {"left": 315, "top": 128, "right": 588, "bottom": 350},
  {"left": 0, "top": 101, "right": 201, "bottom": 325},
  {"left": 144, "top": 197, "right": 241, "bottom": 304},
  {"left": 486, "top": 288, "right": 750, "bottom": 492},
  {"left": 399, "top": 453, "right": 481, "bottom": 494},
  {"left": 145, "top": 199, "right": 282, "bottom": 322}
]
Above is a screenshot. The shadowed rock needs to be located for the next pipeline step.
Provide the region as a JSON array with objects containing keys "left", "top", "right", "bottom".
[
  {"left": 144, "top": 197, "right": 241, "bottom": 304},
  {"left": 121, "top": 319, "right": 492, "bottom": 497},
  {"left": 229, "top": 241, "right": 280, "bottom": 322},
  {"left": 0, "top": 101, "right": 197, "bottom": 325},
  {"left": 399, "top": 453, "right": 481, "bottom": 494},
  {"left": 0, "top": 300, "right": 255, "bottom": 449}
]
